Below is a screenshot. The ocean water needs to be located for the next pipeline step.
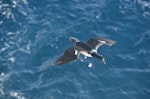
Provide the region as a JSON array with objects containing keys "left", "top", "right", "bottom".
[{"left": 0, "top": 0, "right": 150, "bottom": 99}]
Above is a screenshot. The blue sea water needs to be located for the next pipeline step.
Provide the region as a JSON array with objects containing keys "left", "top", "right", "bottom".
[{"left": 0, "top": 0, "right": 150, "bottom": 99}]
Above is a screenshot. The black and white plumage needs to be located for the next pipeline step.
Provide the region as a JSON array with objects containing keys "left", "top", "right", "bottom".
[{"left": 55, "top": 37, "right": 116, "bottom": 66}]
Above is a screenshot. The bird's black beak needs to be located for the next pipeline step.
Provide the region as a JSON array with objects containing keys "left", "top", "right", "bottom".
[{"left": 100, "top": 58, "right": 106, "bottom": 64}]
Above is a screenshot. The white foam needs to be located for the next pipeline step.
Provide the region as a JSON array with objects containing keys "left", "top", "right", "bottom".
[
  {"left": 0, "top": 21, "right": 3, "bottom": 24},
  {"left": 88, "top": 63, "right": 93, "bottom": 68},
  {"left": 96, "top": 15, "right": 100, "bottom": 19},
  {"left": 0, "top": 73, "right": 9, "bottom": 95},
  {"left": 80, "top": 58, "right": 84, "bottom": 62},
  {"left": 12, "top": 0, "right": 17, "bottom": 8},
  {"left": 0, "top": 47, "right": 7, "bottom": 52},
  {"left": 22, "top": 0, "right": 29, "bottom": 5},
  {"left": 9, "top": 57, "right": 16, "bottom": 63},
  {"left": 84, "top": 56, "right": 87, "bottom": 59},
  {"left": 10, "top": 91, "right": 26, "bottom": 99},
  {"left": 1, "top": 73, "right": 5, "bottom": 76}
]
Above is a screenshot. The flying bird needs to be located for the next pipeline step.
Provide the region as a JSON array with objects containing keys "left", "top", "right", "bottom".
[{"left": 55, "top": 37, "right": 116, "bottom": 66}]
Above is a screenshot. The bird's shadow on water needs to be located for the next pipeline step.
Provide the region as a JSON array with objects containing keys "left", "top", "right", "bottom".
[
  {"left": 37, "top": 56, "right": 57, "bottom": 72},
  {"left": 36, "top": 56, "right": 89, "bottom": 73}
]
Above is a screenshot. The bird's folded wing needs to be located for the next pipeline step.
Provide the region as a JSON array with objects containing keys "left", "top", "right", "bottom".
[
  {"left": 87, "top": 37, "right": 116, "bottom": 50},
  {"left": 55, "top": 46, "right": 81, "bottom": 66}
]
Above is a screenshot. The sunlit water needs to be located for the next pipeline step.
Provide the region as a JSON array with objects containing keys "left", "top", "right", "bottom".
[{"left": 0, "top": 0, "right": 150, "bottom": 99}]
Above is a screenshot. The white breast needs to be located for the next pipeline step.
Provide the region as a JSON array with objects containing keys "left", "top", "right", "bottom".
[{"left": 81, "top": 51, "right": 92, "bottom": 57}]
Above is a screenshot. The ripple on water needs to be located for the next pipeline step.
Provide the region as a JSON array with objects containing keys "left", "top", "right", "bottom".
[{"left": 1, "top": 0, "right": 150, "bottom": 98}]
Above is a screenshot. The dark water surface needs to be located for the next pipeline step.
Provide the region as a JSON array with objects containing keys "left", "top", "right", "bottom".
[{"left": 0, "top": 0, "right": 150, "bottom": 99}]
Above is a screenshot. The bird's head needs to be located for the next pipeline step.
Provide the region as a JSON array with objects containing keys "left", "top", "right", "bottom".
[
  {"left": 100, "top": 57, "right": 106, "bottom": 64},
  {"left": 91, "top": 52, "right": 106, "bottom": 64},
  {"left": 97, "top": 54, "right": 106, "bottom": 64}
]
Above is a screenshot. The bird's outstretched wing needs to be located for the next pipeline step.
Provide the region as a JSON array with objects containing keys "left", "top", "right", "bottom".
[
  {"left": 87, "top": 37, "right": 116, "bottom": 50},
  {"left": 55, "top": 46, "right": 81, "bottom": 66}
]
